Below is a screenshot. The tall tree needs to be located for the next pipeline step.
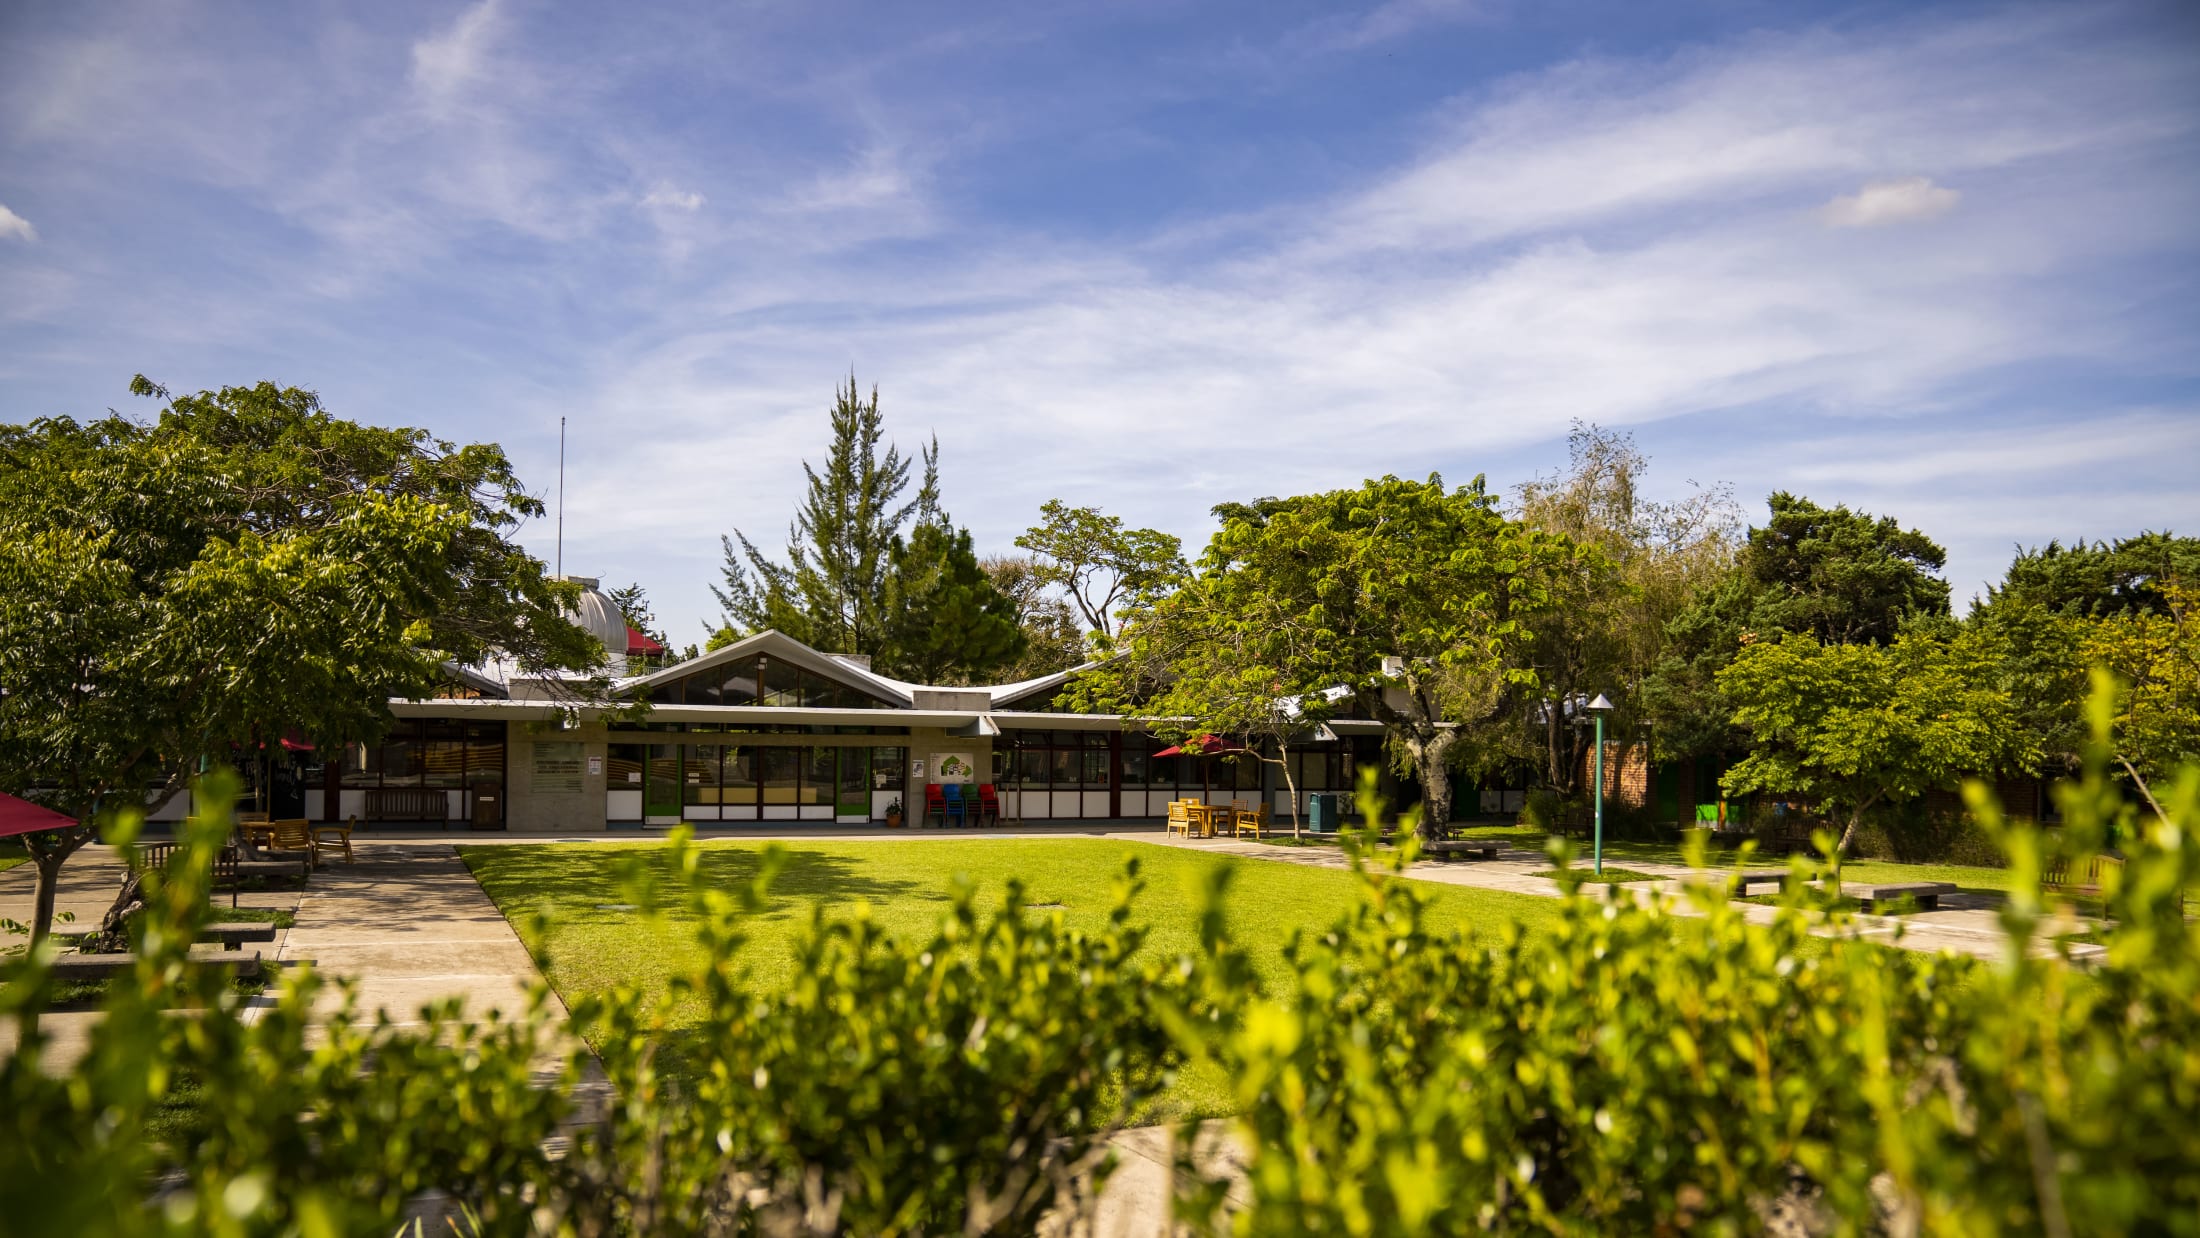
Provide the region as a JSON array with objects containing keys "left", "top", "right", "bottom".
[
  {"left": 715, "top": 377, "right": 920, "bottom": 654},
  {"left": 1092, "top": 475, "right": 1571, "bottom": 840},
  {"left": 877, "top": 521, "right": 1027, "bottom": 685},
  {"left": 1016, "top": 501, "right": 1186, "bottom": 641},
  {"left": 1716, "top": 629, "right": 2027, "bottom": 855},
  {"left": 0, "top": 377, "right": 596, "bottom": 942},
  {"left": 980, "top": 554, "right": 1091, "bottom": 680},
  {"left": 1512, "top": 424, "right": 1741, "bottom": 794},
  {"left": 1974, "top": 532, "right": 2200, "bottom": 620},
  {"left": 1644, "top": 493, "right": 1949, "bottom": 761}
]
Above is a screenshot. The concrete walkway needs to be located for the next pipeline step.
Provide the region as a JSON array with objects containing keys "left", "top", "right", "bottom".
[
  {"left": 1124, "top": 831, "right": 2104, "bottom": 963},
  {"left": 280, "top": 842, "right": 556, "bottom": 1030}
]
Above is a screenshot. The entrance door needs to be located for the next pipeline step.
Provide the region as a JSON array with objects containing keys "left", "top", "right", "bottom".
[
  {"left": 645, "top": 743, "right": 683, "bottom": 820},
  {"left": 836, "top": 748, "right": 872, "bottom": 821}
]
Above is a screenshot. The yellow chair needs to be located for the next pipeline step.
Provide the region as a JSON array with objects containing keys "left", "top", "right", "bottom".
[{"left": 1165, "top": 800, "right": 1194, "bottom": 838}]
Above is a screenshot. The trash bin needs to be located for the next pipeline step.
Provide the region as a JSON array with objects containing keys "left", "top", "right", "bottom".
[{"left": 1308, "top": 792, "right": 1341, "bottom": 833}]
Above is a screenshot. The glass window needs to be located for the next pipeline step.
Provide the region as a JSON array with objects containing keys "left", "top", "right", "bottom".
[
  {"left": 804, "top": 747, "right": 837, "bottom": 805},
  {"left": 1234, "top": 755, "right": 1262, "bottom": 790},
  {"left": 722, "top": 746, "right": 757, "bottom": 808},
  {"left": 341, "top": 741, "right": 382, "bottom": 788},
  {"left": 421, "top": 740, "right": 465, "bottom": 788},
  {"left": 759, "top": 659, "right": 801, "bottom": 707},
  {"left": 1016, "top": 748, "right": 1048, "bottom": 788},
  {"left": 1081, "top": 749, "right": 1109, "bottom": 787},
  {"left": 870, "top": 748, "right": 906, "bottom": 791},
  {"left": 607, "top": 743, "right": 645, "bottom": 787},
  {"left": 379, "top": 732, "right": 422, "bottom": 786},
  {"left": 718, "top": 657, "right": 760, "bottom": 707},
  {"left": 1150, "top": 754, "right": 1179, "bottom": 789},
  {"left": 1049, "top": 748, "right": 1077, "bottom": 787},
  {"left": 682, "top": 674, "right": 719, "bottom": 706},
  {"left": 684, "top": 744, "right": 721, "bottom": 805},
  {"left": 1121, "top": 752, "right": 1148, "bottom": 786},
  {"left": 759, "top": 746, "right": 800, "bottom": 805},
  {"left": 1083, "top": 731, "right": 1110, "bottom": 748}
]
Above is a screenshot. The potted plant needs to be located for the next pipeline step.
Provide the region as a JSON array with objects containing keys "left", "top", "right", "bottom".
[{"left": 884, "top": 797, "right": 904, "bottom": 828}]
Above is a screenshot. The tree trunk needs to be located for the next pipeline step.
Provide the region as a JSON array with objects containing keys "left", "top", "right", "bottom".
[
  {"left": 1412, "top": 738, "right": 1454, "bottom": 843},
  {"left": 1278, "top": 742, "right": 1301, "bottom": 838},
  {"left": 29, "top": 852, "right": 65, "bottom": 949},
  {"left": 1836, "top": 810, "right": 1861, "bottom": 859}
]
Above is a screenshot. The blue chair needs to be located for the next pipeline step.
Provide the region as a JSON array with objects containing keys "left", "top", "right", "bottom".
[{"left": 941, "top": 782, "right": 967, "bottom": 827}]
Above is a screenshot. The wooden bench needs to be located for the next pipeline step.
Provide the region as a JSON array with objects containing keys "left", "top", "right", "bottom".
[
  {"left": 49, "top": 951, "right": 263, "bottom": 981},
  {"left": 130, "top": 841, "right": 245, "bottom": 907},
  {"left": 365, "top": 787, "right": 451, "bottom": 822},
  {"left": 1813, "top": 880, "right": 1956, "bottom": 911},
  {"left": 1424, "top": 841, "right": 1500, "bottom": 862},
  {"left": 198, "top": 922, "right": 278, "bottom": 951},
  {"left": 2044, "top": 853, "right": 2122, "bottom": 899}
]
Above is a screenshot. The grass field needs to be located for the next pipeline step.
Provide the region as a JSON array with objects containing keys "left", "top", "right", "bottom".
[{"left": 462, "top": 837, "right": 1567, "bottom": 1118}]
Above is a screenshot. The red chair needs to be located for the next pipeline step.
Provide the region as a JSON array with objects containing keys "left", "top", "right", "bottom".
[
  {"left": 924, "top": 783, "right": 948, "bottom": 828},
  {"left": 975, "top": 784, "right": 1002, "bottom": 827}
]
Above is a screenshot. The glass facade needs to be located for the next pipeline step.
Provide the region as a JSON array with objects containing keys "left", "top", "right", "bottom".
[
  {"left": 317, "top": 718, "right": 506, "bottom": 824},
  {"left": 648, "top": 655, "right": 896, "bottom": 709}
]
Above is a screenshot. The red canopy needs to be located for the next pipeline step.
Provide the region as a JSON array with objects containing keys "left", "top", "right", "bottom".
[
  {"left": 627, "top": 625, "right": 666, "bottom": 657},
  {"left": 0, "top": 792, "right": 77, "bottom": 840},
  {"left": 1152, "top": 734, "right": 1248, "bottom": 759}
]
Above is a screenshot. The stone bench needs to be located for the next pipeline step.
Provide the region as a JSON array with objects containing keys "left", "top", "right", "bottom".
[
  {"left": 1729, "top": 868, "right": 1794, "bottom": 896},
  {"left": 49, "top": 951, "right": 264, "bottom": 982},
  {"left": 199, "top": 922, "right": 279, "bottom": 951},
  {"left": 1812, "top": 880, "right": 1957, "bottom": 911},
  {"left": 1424, "top": 841, "right": 1501, "bottom": 862}
]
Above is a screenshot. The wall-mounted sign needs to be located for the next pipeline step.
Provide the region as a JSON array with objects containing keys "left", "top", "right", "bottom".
[
  {"left": 930, "top": 752, "right": 976, "bottom": 784},
  {"left": 533, "top": 742, "right": 584, "bottom": 795},
  {"left": 588, "top": 755, "right": 603, "bottom": 776}
]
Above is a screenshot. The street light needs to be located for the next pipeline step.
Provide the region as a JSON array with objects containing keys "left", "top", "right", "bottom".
[{"left": 1585, "top": 694, "right": 1615, "bottom": 875}]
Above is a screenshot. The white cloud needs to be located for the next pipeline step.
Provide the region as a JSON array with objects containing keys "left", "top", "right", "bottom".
[
  {"left": 640, "top": 185, "right": 705, "bottom": 211},
  {"left": 1819, "top": 176, "right": 1961, "bottom": 228},
  {"left": 410, "top": 0, "right": 503, "bottom": 104},
  {"left": 0, "top": 204, "right": 35, "bottom": 242}
]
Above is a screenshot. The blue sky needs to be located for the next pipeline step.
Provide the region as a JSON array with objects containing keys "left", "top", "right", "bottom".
[{"left": 3, "top": 0, "right": 2197, "bottom": 639}]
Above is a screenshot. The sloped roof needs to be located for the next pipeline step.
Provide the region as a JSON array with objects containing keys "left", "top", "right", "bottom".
[{"left": 624, "top": 630, "right": 1096, "bottom": 710}]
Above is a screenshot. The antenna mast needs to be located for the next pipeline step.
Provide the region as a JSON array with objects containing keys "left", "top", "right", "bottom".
[{"left": 556, "top": 416, "right": 566, "bottom": 577}]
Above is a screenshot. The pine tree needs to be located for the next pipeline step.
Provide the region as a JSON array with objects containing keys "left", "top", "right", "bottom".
[
  {"left": 714, "top": 376, "right": 918, "bottom": 653},
  {"left": 880, "top": 517, "right": 1027, "bottom": 685}
]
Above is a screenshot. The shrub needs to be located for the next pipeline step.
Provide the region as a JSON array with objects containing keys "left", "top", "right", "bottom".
[
  {"left": 1519, "top": 788, "right": 1565, "bottom": 830},
  {"left": 1164, "top": 712, "right": 2200, "bottom": 1234}
]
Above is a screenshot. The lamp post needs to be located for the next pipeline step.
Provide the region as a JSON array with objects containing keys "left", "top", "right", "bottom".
[{"left": 1586, "top": 694, "right": 1615, "bottom": 875}]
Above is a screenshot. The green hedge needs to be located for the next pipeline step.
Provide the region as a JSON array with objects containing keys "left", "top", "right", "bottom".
[{"left": 4, "top": 706, "right": 2195, "bottom": 1235}]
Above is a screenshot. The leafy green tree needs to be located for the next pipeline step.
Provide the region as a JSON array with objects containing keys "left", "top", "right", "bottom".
[
  {"left": 1512, "top": 423, "right": 1740, "bottom": 794},
  {"left": 980, "top": 554, "right": 1091, "bottom": 680},
  {"left": 715, "top": 376, "right": 924, "bottom": 653},
  {"left": 0, "top": 377, "right": 595, "bottom": 943},
  {"left": 876, "top": 520, "right": 1026, "bottom": 684},
  {"left": 1097, "top": 475, "right": 1570, "bottom": 838},
  {"left": 1716, "top": 629, "right": 2027, "bottom": 854},
  {"left": 1645, "top": 492, "right": 1951, "bottom": 761},
  {"left": 1974, "top": 531, "right": 2200, "bottom": 619},
  {"left": 1015, "top": 499, "right": 1186, "bottom": 641}
]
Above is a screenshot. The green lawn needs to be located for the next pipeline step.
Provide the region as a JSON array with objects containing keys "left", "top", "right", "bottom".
[{"left": 461, "top": 837, "right": 1565, "bottom": 1118}]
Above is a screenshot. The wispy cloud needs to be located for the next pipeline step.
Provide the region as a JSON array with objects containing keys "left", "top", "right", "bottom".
[
  {"left": 0, "top": 205, "right": 34, "bottom": 242},
  {"left": 1820, "top": 176, "right": 1961, "bottom": 227}
]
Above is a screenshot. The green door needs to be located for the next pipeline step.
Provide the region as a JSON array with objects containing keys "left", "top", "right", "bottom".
[
  {"left": 645, "top": 743, "right": 682, "bottom": 818},
  {"left": 837, "top": 748, "right": 872, "bottom": 819}
]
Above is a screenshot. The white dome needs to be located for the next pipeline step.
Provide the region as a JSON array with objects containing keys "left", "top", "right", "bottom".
[{"left": 557, "top": 576, "right": 629, "bottom": 673}]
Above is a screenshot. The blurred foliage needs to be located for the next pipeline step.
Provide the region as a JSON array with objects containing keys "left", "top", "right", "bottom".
[{"left": 5, "top": 678, "right": 2195, "bottom": 1236}]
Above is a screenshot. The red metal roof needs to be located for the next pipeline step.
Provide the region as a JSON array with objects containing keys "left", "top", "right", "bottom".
[{"left": 627, "top": 625, "right": 666, "bottom": 656}]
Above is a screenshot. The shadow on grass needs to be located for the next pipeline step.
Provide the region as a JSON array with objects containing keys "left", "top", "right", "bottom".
[{"left": 462, "top": 842, "right": 933, "bottom": 928}]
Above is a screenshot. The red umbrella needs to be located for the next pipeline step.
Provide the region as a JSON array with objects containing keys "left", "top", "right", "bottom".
[
  {"left": 1152, "top": 734, "right": 1247, "bottom": 758},
  {"left": 0, "top": 792, "right": 78, "bottom": 840}
]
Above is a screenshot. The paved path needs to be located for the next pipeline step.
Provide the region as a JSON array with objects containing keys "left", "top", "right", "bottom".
[
  {"left": 280, "top": 843, "right": 556, "bottom": 1030},
  {"left": 1119, "top": 832, "right": 2103, "bottom": 963}
]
